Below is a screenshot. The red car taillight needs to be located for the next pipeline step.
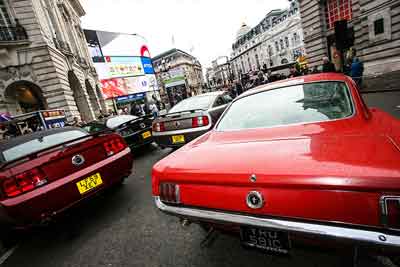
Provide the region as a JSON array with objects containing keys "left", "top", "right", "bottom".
[
  {"left": 381, "top": 196, "right": 400, "bottom": 229},
  {"left": 152, "top": 122, "right": 165, "bottom": 132},
  {"left": 192, "top": 116, "right": 210, "bottom": 128},
  {"left": 103, "top": 137, "right": 126, "bottom": 156},
  {"left": 2, "top": 168, "right": 47, "bottom": 198},
  {"left": 159, "top": 183, "right": 180, "bottom": 204}
]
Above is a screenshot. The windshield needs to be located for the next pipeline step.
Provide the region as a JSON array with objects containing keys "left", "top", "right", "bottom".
[
  {"left": 2, "top": 130, "right": 88, "bottom": 162},
  {"left": 82, "top": 123, "right": 108, "bottom": 133},
  {"left": 106, "top": 115, "right": 138, "bottom": 128},
  {"left": 217, "top": 82, "right": 354, "bottom": 131},
  {"left": 169, "top": 95, "right": 216, "bottom": 113}
]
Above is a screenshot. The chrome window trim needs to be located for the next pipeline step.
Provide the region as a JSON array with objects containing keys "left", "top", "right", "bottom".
[
  {"left": 154, "top": 196, "right": 400, "bottom": 248},
  {"left": 152, "top": 124, "right": 212, "bottom": 136},
  {"left": 215, "top": 80, "right": 357, "bottom": 132}
]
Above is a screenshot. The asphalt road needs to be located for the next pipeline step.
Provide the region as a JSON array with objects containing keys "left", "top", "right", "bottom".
[{"left": 2, "top": 144, "right": 393, "bottom": 267}]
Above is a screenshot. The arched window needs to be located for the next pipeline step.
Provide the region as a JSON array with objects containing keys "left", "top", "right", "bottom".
[
  {"left": 275, "top": 41, "right": 279, "bottom": 52},
  {"left": 285, "top": 36, "right": 289, "bottom": 48},
  {"left": 280, "top": 39, "right": 284, "bottom": 50}
]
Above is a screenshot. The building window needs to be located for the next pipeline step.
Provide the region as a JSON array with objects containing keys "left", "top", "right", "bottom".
[
  {"left": 268, "top": 45, "right": 273, "bottom": 56},
  {"left": 285, "top": 36, "right": 289, "bottom": 48},
  {"left": 293, "top": 32, "right": 299, "bottom": 44},
  {"left": 374, "top": 18, "right": 384, "bottom": 35},
  {"left": 280, "top": 39, "right": 284, "bottom": 50},
  {"left": 368, "top": 8, "right": 391, "bottom": 43},
  {"left": 275, "top": 41, "right": 279, "bottom": 52},
  {"left": 325, "top": 0, "right": 353, "bottom": 29},
  {"left": 255, "top": 54, "right": 260, "bottom": 69},
  {"left": 0, "top": 0, "right": 12, "bottom": 27}
]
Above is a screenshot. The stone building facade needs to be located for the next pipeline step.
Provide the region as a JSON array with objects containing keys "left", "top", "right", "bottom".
[
  {"left": 153, "top": 48, "right": 203, "bottom": 105},
  {"left": 299, "top": 0, "right": 400, "bottom": 90},
  {"left": 208, "top": 56, "right": 231, "bottom": 90},
  {"left": 230, "top": 0, "right": 305, "bottom": 78},
  {"left": 0, "top": 0, "right": 103, "bottom": 122}
]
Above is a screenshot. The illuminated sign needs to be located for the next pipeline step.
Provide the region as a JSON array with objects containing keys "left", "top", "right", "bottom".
[
  {"left": 100, "top": 76, "right": 156, "bottom": 99},
  {"left": 116, "top": 93, "right": 145, "bottom": 104},
  {"left": 141, "top": 57, "right": 154, "bottom": 74}
]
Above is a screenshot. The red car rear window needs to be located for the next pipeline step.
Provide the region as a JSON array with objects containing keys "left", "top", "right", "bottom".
[
  {"left": 217, "top": 81, "right": 354, "bottom": 131},
  {"left": 2, "top": 130, "right": 88, "bottom": 162}
]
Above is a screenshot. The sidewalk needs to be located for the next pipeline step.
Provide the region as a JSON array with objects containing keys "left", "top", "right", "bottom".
[{"left": 361, "top": 90, "right": 400, "bottom": 119}]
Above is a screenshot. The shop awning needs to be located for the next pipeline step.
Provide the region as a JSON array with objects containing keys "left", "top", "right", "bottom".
[{"left": 165, "top": 80, "right": 185, "bottom": 88}]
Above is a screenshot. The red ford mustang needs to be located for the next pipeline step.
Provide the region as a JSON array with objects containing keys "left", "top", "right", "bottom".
[
  {"left": 0, "top": 127, "right": 133, "bottom": 229},
  {"left": 152, "top": 74, "right": 400, "bottom": 258}
]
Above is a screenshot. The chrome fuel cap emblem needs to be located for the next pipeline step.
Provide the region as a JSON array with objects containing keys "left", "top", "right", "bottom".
[
  {"left": 246, "top": 191, "right": 264, "bottom": 209},
  {"left": 250, "top": 174, "right": 257, "bottom": 182},
  {"left": 72, "top": 154, "right": 85, "bottom": 166}
]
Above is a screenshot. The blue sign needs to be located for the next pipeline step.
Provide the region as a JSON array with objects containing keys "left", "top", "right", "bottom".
[
  {"left": 45, "top": 118, "right": 66, "bottom": 129},
  {"left": 116, "top": 92, "right": 146, "bottom": 103},
  {"left": 141, "top": 57, "right": 154, "bottom": 74}
]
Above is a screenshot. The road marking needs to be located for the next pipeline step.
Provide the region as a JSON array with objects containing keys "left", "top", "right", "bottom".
[{"left": 0, "top": 245, "right": 18, "bottom": 265}]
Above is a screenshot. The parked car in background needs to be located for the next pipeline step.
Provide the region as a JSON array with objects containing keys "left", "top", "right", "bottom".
[
  {"left": 152, "top": 91, "right": 232, "bottom": 149},
  {"left": 0, "top": 127, "right": 133, "bottom": 229},
  {"left": 152, "top": 74, "right": 400, "bottom": 260},
  {"left": 82, "top": 115, "right": 154, "bottom": 149}
]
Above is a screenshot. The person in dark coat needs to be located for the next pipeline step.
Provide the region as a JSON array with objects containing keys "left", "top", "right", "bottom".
[
  {"left": 288, "top": 66, "right": 301, "bottom": 78},
  {"left": 350, "top": 57, "right": 364, "bottom": 89},
  {"left": 322, "top": 56, "right": 336, "bottom": 73}
]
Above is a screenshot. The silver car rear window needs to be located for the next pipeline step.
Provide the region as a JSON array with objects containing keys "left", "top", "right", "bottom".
[{"left": 169, "top": 95, "right": 216, "bottom": 113}]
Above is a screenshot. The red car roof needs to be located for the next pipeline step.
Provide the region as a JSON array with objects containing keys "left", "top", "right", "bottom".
[{"left": 238, "top": 73, "right": 354, "bottom": 100}]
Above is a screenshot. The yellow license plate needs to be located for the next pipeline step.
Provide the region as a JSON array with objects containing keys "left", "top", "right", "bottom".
[
  {"left": 76, "top": 173, "right": 103, "bottom": 194},
  {"left": 142, "top": 131, "right": 152, "bottom": 139},
  {"left": 172, "top": 135, "right": 185, "bottom": 144}
]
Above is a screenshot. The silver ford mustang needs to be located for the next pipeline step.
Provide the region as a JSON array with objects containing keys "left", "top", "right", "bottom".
[{"left": 152, "top": 91, "right": 232, "bottom": 149}]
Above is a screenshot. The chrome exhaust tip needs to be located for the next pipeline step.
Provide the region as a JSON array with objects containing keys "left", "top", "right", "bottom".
[{"left": 181, "top": 218, "right": 191, "bottom": 227}]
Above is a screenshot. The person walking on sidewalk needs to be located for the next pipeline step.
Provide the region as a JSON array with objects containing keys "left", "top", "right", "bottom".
[{"left": 350, "top": 57, "right": 364, "bottom": 89}]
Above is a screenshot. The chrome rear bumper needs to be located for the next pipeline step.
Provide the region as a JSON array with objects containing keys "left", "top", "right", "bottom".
[{"left": 154, "top": 196, "right": 400, "bottom": 248}]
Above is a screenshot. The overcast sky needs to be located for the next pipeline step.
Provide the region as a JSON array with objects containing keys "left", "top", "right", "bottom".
[{"left": 80, "top": 0, "right": 289, "bottom": 68}]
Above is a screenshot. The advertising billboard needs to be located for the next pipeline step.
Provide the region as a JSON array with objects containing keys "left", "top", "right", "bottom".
[
  {"left": 84, "top": 30, "right": 151, "bottom": 59},
  {"left": 140, "top": 57, "right": 155, "bottom": 74},
  {"left": 95, "top": 61, "right": 144, "bottom": 80},
  {"left": 84, "top": 29, "right": 158, "bottom": 100},
  {"left": 100, "top": 75, "right": 158, "bottom": 99},
  {"left": 163, "top": 67, "right": 186, "bottom": 88}
]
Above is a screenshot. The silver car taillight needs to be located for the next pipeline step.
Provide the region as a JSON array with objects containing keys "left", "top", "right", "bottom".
[
  {"left": 381, "top": 196, "right": 400, "bottom": 230},
  {"left": 159, "top": 183, "right": 180, "bottom": 204}
]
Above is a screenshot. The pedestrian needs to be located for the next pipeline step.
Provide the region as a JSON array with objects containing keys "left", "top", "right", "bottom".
[
  {"left": 257, "top": 70, "right": 265, "bottom": 85},
  {"left": 322, "top": 56, "right": 336, "bottom": 73},
  {"left": 350, "top": 57, "right": 364, "bottom": 89},
  {"left": 288, "top": 66, "right": 300, "bottom": 78},
  {"left": 149, "top": 102, "right": 159, "bottom": 118},
  {"left": 312, "top": 66, "right": 319, "bottom": 74},
  {"left": 69, "top": 117, "right": 83, "bottom": 127},
  {"left": 0, "top": 124, "right": 6, "bottom": 140}
]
